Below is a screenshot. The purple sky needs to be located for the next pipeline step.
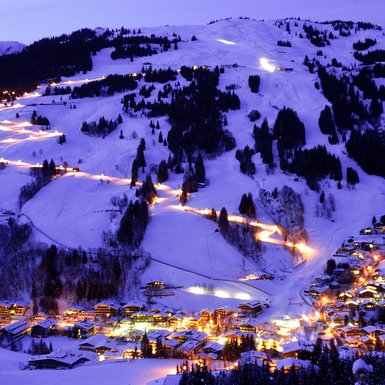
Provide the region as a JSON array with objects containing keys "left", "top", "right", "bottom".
[{"left": 2, "top": 0, "right": 384, "bottom": 44}]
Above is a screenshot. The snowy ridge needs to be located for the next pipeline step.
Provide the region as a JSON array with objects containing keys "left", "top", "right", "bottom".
[{"left": 0, "top": 41, "right": 25, "bottom": 56}]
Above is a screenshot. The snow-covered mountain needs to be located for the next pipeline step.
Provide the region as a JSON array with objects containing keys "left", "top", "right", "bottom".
[
  {"left": 0, "top": 17, "right": 384, "bottom": 320},
  {"left": 0, "top": 41, "right": 25, "bottom": 56}
]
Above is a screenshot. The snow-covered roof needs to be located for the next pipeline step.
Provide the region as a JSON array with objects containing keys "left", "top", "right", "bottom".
[
  {"left": 352, "top": 358, "right": 373, "bottom": 373},
  {"left": 33, "top": 318, "right": 57, "bottom": 329},
  {"left": 177, "top": 339, "right": 202, "bottom": 353},
  {"left": 79, "top": 334, "right": 115, "bottom": 349},
  {"left": 276, "top": 358, "right": 312, "bottom": 370},
  {"left": 202, "top": 341, "right": 224, "bottom": 352},
  {"left": 362, "top": 325, "right": 384, "bottom": 334},
  {"left": 240, "top": 350, "right": 267, "bottom": 360},
  {"left": 2, "top": 319, "right": 30, "bottom": 334},
  {"left": 282, "top": 341, "right": 313, "bottom": 354},
  {"left": 29, "top": 351, "right": 90, "bottom": 366}
]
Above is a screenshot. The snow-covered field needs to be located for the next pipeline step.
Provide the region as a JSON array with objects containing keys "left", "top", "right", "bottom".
[
  {"left": 1, "top": 17, "right": 385, "bottom": 383},
  {"left": 0, "top": 348, "right": 180, "bottom": 385}
]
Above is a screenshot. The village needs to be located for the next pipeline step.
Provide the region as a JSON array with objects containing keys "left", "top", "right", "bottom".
[{"left": 0, "top": 221, "right": 385, "bottom": 375}]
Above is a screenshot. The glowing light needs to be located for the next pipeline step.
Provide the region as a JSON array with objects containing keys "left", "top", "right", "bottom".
[
  {"left": 186, "top": 286, "right": 206, "bottom": 295},
  {"left": 217, "top": 39, "right": 237, "bottom": 45},
  {"left": 235, "top": 293, "right": 251, "bottom": 300},
  {"left": 260, "top": 57, "right": 276, "bottom": 73},
  {"left": 214, "top": 290, "right": 230, "bottom": 298}
]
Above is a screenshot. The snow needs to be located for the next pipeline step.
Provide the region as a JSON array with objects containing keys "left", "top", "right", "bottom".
[
  {"left": 1, "top": 16, "right": 385, "bottom": 384},
  {"left": 0, "top": 350, "right": 180, "bottom": 385},
  {"left": 0, "top": 41, "right": 25, "bottom": 55},
  {"left": 2, "top": 0, "right": 385, "bottom": 43}
]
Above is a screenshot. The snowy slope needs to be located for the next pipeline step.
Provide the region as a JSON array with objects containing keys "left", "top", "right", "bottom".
[
  {"left": 1, "top": 18, "right": 385, "bottom": 317},
  {"left": 0, "top": 41, "right": 25, "bottom": 55}
]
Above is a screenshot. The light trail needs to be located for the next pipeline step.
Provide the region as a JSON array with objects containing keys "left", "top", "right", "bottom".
[
  {"left": 0, "top": 157, "right": 138, "bottom": 186},
  {"left": 179, "top": 205, "right": 315, "bottom": 259},
  {"left": 0, "top": 103, "right": 24, "bottom": 112},
  {"left": 49, "top": 76, "right": 106, "bottom": 87},
  {"left": 0, "top": 121, "right": 63, "bottom": 145},
  {"left": 18, "top": 92, "right": 41, "bottom": 100},
  {"left": 217, "top": 39, "right": 237, "bottom": 45}
]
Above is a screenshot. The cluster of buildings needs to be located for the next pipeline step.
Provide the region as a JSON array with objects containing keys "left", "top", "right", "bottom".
[{"left": 1, "top": 225, "right": 385, "bottom": 371}]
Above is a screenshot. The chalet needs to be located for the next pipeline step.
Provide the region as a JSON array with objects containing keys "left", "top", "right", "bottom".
[
  {"left": 276, "top": 358, "right": 313, "bottom": 371},
  {"left": 93, "top": 302, "right": 119, "bottom": 319},
  {"left": 143, "top": 281, "right": 175, "bottom": 297},
  {"left": 359, "top": 335, "right": 374, "bottom": 349},
  {"left": 31, "top": 318, "right": 57, "bottom": 338},
  {"left": 353, "top": 240, "right": 378, "bottom": 251},
  {"left": 163, "top": 338, "right": 179, "bottom": 355},
  {"left": 362, "top": 325, "right": 385, "bottom": 339},
  {"left": 103, "top": 342, "right": 141, "bottom": 360},
  {"left": 214, "top": 307, "right": 232, "bottom": 318},
  {"left": 71, "top": 320, "right": 95, "bottom": 338},
  {"left": 122, "top": 302, "right": 144, "bottom": 317},
  {"left": 28, "top": 351, "right": 89, "bottom": 369},
  {"left": 79, "top": 334, "right": 116, "bottom": 354},
  {"left": 153, "top": 311, "right": 171, "bottom": 325},
  {"left": 282, "top": 341, "right": 313, "bottom": 358},
  {"left": 9, "top": 302, "right": 28, "bottom": 317},
  {"left": 199, "top": 309, "right": 212, "bottom": 322},
  {"left": 183, "top": 315, "right": 199, "bottom": 329},
  {"left": 131, "top": 311, "right": 153, "bottom": 323},
  {"left": 239, "top": 350, "right": 267, "bottom": 366},
  {"left": 127, "top": 330, "right": 144, "bottom": 342},
  {"left": 32, "top": 312, "right": 50, "bottom": 323},
  {"left": 339, "top": 326, "right": 363, "bottom": 339},
  {"left": 360, "top": 227, "right": 377, "bottom": 235},
  {"left": 0, "top": 301, "right": 28, "bottom": 318},
  {"left": 172, "top": 330, "right": 207, "bottom": 344},
  {"left": 177, "top": 339, "right": 203, "bottom": 358},
  {"left": 201, "top": 341, "right": 224, "bottom": 357},
  {"left": 148, "top": 329, "right": 172, "bottom": 349},
  {"left": 63, "top": 305, "right": 85, "bottom": 319},
  {"left": 0, "top": 301, "right": 11, "bottom": 317},
  {"left": 238, "top": 300, "right": 264, "bottom": 317},
  {"left": 1, "top": 319, "right": 30, "bottom": 341},
  {"left": 358, "top": 286, "right": 379, "bottom": 300},
  {"left": 237, "top": 318, "right": 259, "bottom": 333}
]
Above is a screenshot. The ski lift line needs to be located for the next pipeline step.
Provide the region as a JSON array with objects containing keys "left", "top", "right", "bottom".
[
  {"left": 150, "top": 255, "right": 272, "bottom": 298},
  {"left": 20, "top": 213, "right": 271, "bottom": 300}
]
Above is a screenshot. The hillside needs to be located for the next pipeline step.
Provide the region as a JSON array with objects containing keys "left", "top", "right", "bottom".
[
  {"left": 0, "top": 17, "right": 384, "bottom": 320},
  {"left": 0, "top": 41, "right": 25, "bottom": 56}
]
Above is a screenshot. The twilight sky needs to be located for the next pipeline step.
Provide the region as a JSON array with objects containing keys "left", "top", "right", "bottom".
[{"left": 1, "top": 0, "right": 384, "bottom": 44}]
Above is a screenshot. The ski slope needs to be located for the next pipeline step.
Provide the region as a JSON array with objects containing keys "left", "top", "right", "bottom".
[{"left": 1, "top": 17, "right": 384, "bottom": 318}]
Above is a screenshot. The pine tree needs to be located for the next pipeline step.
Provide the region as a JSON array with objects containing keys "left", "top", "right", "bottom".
[
  {"left": 157, "top": 160, "right": 169, "bottom": 184},
  {"left": 195, "top": 154, "right": 206, "bottom": 183},
  {"left": 131, "top": 159, "right": 138, "bottom": 187},
  {"left": 141, "top": 175, "right": 157, "bottom": 204},
  {"left": 31, "top": 110, "right": 37, "bottom": 125},
  {"left": 218, "top": 207, "right": 229, "bottom": 234},
  {"left": 141, "top": 332, "right": 152, "bottom": 358},
  {"left": 49, "top": 159, "right": 56, "bottom": 177},
  {"left": 347, "top": 167, "right": 359, "bottom": 185},
  {"left": 158, "top": 131, "right": 163, "bottom": 143}
]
